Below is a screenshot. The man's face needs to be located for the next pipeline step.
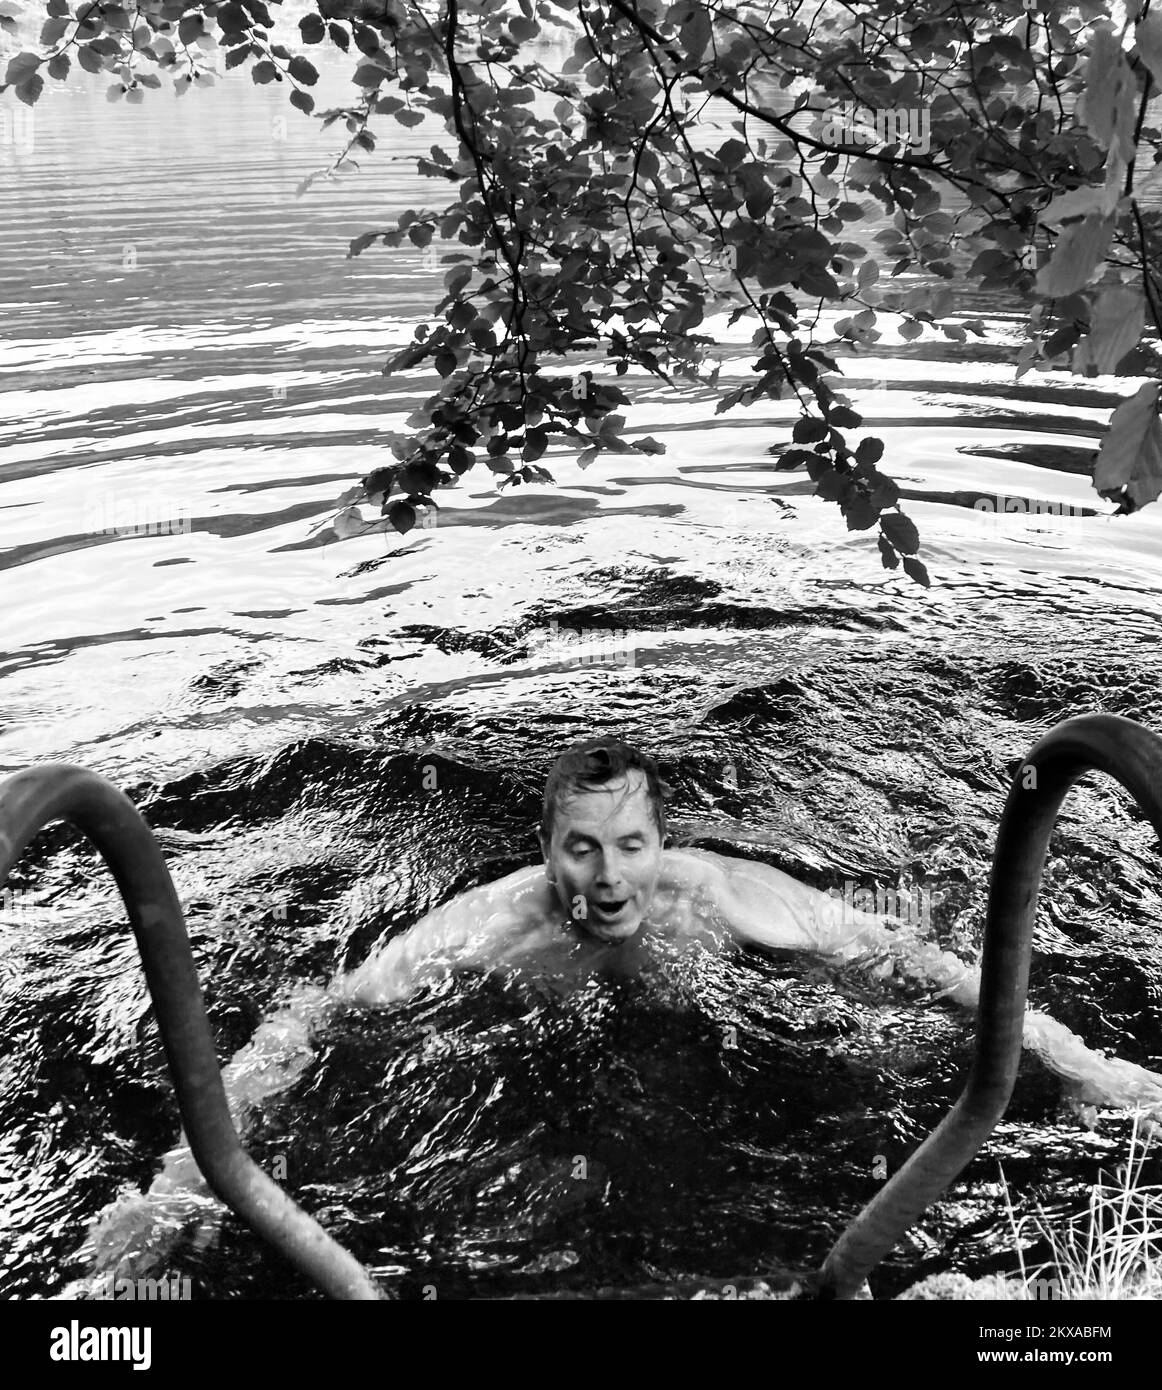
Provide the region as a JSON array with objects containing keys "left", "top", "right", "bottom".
[{"left": 539, "top": 771, "right": 664, "bottom": 943}]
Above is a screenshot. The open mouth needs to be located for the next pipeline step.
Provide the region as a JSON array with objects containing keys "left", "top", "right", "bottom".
[{"left": 592, "top": 899, "right": 628, "bottom": 918}]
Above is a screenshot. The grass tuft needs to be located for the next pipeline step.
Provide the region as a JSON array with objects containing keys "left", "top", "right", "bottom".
[{"left": 1002, "top": 1111, "right": 1162, "bottom": 1301}]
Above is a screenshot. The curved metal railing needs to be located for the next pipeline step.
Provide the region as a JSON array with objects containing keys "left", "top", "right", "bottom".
[
  {"left": 0, "top": 763, "right": 383, "bottom": 1300},
  {"left": 815, "top": 712, "right": 1162, "bottom": 1299}
]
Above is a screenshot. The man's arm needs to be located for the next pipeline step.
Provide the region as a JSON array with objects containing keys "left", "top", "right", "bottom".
[
  {"left": 336, "top": 882, "right": 514, "bottom": 1006},
  {"left": 712, "top": 853, "right": 979, "bottom": 1002},
  {"left": 712, "top": 853, "right": 1162, "bottom": 1118}
]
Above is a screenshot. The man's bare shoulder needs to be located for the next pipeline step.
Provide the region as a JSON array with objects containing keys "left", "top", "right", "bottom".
[
  {"left": 465, "top": 864, "right": 561, "bottom": 943},
  {"left": 658, "top": 846, "right": 732, "bottom": 893},
  {"left": 341, "top": 866, "right": 551, "bottom": 1003},
  {"left": 656, "top": 847, "right": 828, "bottom": 950},
  {"left": 485, "top": 863, "right": 555, "bottom": 913},
  {"left": 661, "top": 845, "right": 803, "bottom": 900},
  {"left": 666, "top": 846, "right": 816, "bottom": 901}
]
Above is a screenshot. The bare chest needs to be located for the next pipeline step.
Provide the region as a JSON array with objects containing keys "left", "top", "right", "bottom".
[{"left": 641, "top": 874, "right": 732, "bottom": 944}]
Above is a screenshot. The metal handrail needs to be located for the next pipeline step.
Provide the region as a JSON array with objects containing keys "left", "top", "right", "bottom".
[
  {"left": 0, "top": 763, "right": 384, "bottom": 1300},
  {"left": 816, "top": 712, "right": 1162, "bottom": 1299}
]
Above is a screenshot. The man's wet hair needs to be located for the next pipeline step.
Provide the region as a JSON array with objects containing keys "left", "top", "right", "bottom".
[{"left": 540, "top": 737, "right": 670, "bottom": 843}]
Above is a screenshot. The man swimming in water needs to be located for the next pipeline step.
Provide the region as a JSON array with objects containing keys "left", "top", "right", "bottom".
[
  {"left": 84, "top": 733, "right": 1153, "bottom": 1288},
  {"left": 341, "top": 737, "right": 973, "bottom": 1006},
  {"left": 339, "top": 736, "right": 1162, "bottom": 1120}
]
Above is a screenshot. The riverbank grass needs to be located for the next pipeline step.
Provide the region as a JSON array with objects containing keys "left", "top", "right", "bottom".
[{"left": 1002, "top": 1110, "right": 1162, "bottom": 1300}]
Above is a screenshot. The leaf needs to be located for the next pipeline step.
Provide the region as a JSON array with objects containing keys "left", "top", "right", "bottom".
[
  {"left": 856, "top": 462, "right": 899, "bottom": 509},
  {"left": 333, "top": 506, "right": 366, "bottom": 539},
  {"left": 858, "top": 259, "right": 879, "bottom": 288},
  {"left": 242, "top": 0, "right": 275, "bottom": 26},
  {"left": 522, "top": 428, "right": 548, "bottom": 461},
  {"left": 812, "top": 463, "right": 849, "bottom": 502},
  {"left": 353, "top": 61, "right": 386, "bottom": 87},
  {"left": 715, "top": 386, "right": 747, "bottom": 415},
  {"left": 901, "top": 556, "right": 931, "bottom": 587},
  {"left": 16, "top": 72, "right": 43, "bottom": 104},
  {"left": 290, "top": 87, "right": 315, "bottom": 115},
  {"left": 40, "top": 16, "right": 68, "bottom": 45},
  {"left": 288, "top": 55, "right": 318, "bottom": 86},
  {"left": 788, "top": 226, "right": 833, "bottom": 262},
  {"left": 843, "top": 491, "right": 879, "bottom": 531},
  {"left": 1138, "top": 13, "right": 1162, "bottom": 93},
  {"left": 1035, "top": 213, "right": 1116, "bottom": 297},
  {"left": 770, "top": 448, "right": 817, "bottom": 471},
  {"left": 396, "top": 107, "right": 425, "bottom": 127},
  {"left": 47, "top": 52, "right": 70, "bottom": 80},
  {"left": 363, "top": 467, "right": 395, "bottom": 498},
  {"left": 855, "top": 437, "right": 884, "bottom": 465},
  {"left": 1042, "top": 324, "right": 1081, "bottom": 359},
  {"left": 252, "top": 61, "right": 278, "bottom": 84},
  {"left": 388, "top": 500, "right": 416, "bottom": 533},
  {"left": 300, "top": 14, "right": 326, "bottom": 44},
  {"left": 878, "top": 535, "right": 900, "bottom": 570},
  {"left": 444, "top": 265, "right": 472, "bottom": 296},
  {"left": 680, "top": 6, "right": 713, "bottom": 64},
  {"left": 1038, "top": 184, "right": 1118, "bottom": 226},
  {"left": 717, "top": 138, "right": 748, "bottom": 168},
  {"left": 793, "top": 415, "right": 829, "bottom": 443},
  {"left": 1093, "top": 382, "right": 1162, "bottom": 507},
  {"left": 795, "top": 265, "right": 837, "bottom": 298},
  {"left": 1081, "top": 25, "right": 1138, "bottom": 160},
  {"left": 880, "top": 512, "right": 921, "bottom": 555},
  {"left": 217, "top": 1, "right": 249, "bottom": 33},
  {"left": 4, "top": 52, "right": 40, "bottom": 86},
  {"left": 397, "top": 460, "right": 441, "bottom": 493},
  {"left": 353, "top": 22, "right": 380, "bottom": 57},
  {"left": 1073, "top": 287, "right": 1145, "bottom": 376}
]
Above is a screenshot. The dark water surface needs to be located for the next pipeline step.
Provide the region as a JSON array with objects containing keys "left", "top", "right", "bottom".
[{"left": 2, "top": 26, "right": 1162, "bottom": 1299}]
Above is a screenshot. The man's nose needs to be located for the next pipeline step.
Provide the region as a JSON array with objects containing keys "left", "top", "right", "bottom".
[{"left": 595, "top": 853, "right": 626, "bottom": 887}]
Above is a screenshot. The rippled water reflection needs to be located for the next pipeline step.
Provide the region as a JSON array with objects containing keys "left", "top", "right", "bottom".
[{"left": 2, "top": 26, "right": 1162, "bottom": 1300}]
